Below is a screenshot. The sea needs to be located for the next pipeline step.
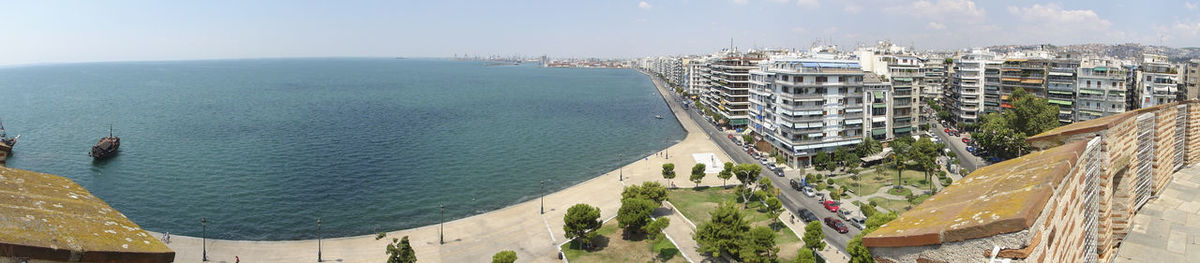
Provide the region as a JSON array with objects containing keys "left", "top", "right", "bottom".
[{"left": 0, "top": 58, "right": 685, "bottom": 240}]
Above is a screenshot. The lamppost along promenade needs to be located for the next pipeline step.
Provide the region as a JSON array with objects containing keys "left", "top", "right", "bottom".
[
  {"left": 201, "top": 218, "right": 207, "bottom": 262},
  {"left": 540, "top": 180, "right": 545, "bottom": 214},
  {"left": 317, "top": 218, "right": 323, "bottom": 262},
  {"left": 439, "top": 204, "right": 445, "bottom": 244},
  {"left": 619, "top": 153, "right": 624, "bottom": 181}
]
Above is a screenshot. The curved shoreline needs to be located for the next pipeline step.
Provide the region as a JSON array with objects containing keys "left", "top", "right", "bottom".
[{"left": 156, "top": 69, "right": 736, "bottom": 262}]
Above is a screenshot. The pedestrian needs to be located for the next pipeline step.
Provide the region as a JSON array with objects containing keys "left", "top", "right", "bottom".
[{"left": 236, "top": 256, "right": 240, "bottom": 263}]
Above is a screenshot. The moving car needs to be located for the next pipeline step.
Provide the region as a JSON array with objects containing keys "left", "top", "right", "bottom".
[
  {"left": 798, "top": 209, "right": 819, "bottom": 223},
  {"left": 824, "top": 217, "right": 849, "bottom": 233},
  {"left": 802, "top": 186, "right": 816, "bottom": 197},
  {"left": 822, "top": 200, "right": 840, "bottom": 213},
  {"left": 789, "top": 179, "right": 803, "bottom": 191}
]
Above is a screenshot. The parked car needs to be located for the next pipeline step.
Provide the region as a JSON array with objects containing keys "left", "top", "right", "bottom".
[
  {"left": 822, "top": 200, "right": 841, "bottom": 213},
  {"left": 824, "top": 217, "right": 849, "bottom": 233},
  {"left": 847, "top": 217, "right": 867, "bottom": 230},
  {"left": 966, "top": 146, "right": 976, "bottom": 153},
  {"left": 836, "top": 209, "right": 852, "bottom": 220},
  {"left": 944, "top": 128, "right": 951, "bottom": 133},
  {"left": 802, "top": 186, "right": 816, "bottom": 197},
  {"left": 789, "top": 179, "right": 803, "bottom": 191},
  {"left": 798, "top": 209, "right": 819, "bottom": 223},
  {"left": 962, "top": 138, "right": 971, "bottom": 143}
]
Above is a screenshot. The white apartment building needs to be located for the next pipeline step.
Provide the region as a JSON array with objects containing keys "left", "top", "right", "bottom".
[
  {"left": 749, "top": 54, "right": 877, "bottom": 168},
  {"left": 949, "top": 49, "right": 996, "bottom": 125},
  {"left": 1131, "top": 54, "right": 1178, "bottom": 108},
  {"left": 856, "top": 42, "right": 920, "bottom": 138},
  {"left": 1075, "top": 57, "right": 1129, "bottom": 121},
  {"left": 685, "top": 57, "right": 710, "bottom": 95},
  {"left": 1185, "top": 58, "right": 1199, "bottom": 100}
]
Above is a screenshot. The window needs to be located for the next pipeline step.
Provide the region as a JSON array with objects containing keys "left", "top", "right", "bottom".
[
  {"left": 1087, "top": 80, "right": 1091, "bottom": 87},
  {"left": 816, "top": 76, "right": 828, "bottom": 83},
  {"left": 798, "top": 76, "right": 804, "bottom": 82}
]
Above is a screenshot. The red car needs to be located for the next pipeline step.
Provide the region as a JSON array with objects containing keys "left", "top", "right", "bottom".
[
  {"left": 822, "top": 200, "right": 840, "bottom": 213},
  {"left": 962, "top": 138, "right": 971, "bottom": 143},
  {"left": 944, "top": 128, "right": 951, "bottom": 133},
  {"left": 824, "top": 217, "right": 849, "bottom": 233}
]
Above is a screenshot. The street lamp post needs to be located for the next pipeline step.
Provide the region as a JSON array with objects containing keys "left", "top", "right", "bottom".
[
  {"left": 317, "top": 218, "right": 323, "bottom": 262},
  {"left": 439, "top": 204, "right": 445, "bottom": 244},
  {"left": 201, "top": 218, "right": 207, "bottom": 262},
  {"left": 540, "top": 180, "right": 545, "bottom": 214},
  {"left": 619, "top": 153, "right": 624, "bottom": 181}
]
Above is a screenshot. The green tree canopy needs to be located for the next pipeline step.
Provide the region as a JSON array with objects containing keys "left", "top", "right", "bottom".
[
  {"left": 733, "top": 163, "right": 762, "bottom": 208},
  {"left": 795, "top": 248, "right": 817, "bottom": 263},
  {"left": 491, "top": 250, "right": 517, "bottom": 263},
  {"left": 386, "top": 236, "right": 417, "bottom": 263},
  {"left": 802, "top": 220, "right": 826, "bottom": 252},
  {"left": 765, "top": 197, "right": 783, "bottom": 223},
  {"left": 616, "top": 197, "right": 658, "bottom": 232},
  {"left": 642, "top": 217, "right": 671, "bottom": 241},
  {"left": 974, "top": 87, "right": 1059, "bottom": 159},
  {"left": 662, "top": 163, "right": 677, "bottom": 185},
  {"left": 738, "top": 226, "right": 779, "bottom": 263},
  {"left": 813, "top": 151, "right": 831, "bottom": 171},
  {"left": 690, "top": 163, "right": 707, "bottom": 187},
  {"left": 693, "top": 202, "right": 751, "bottom": 258},
  {"left": 563, "top": 204, "right": 602, "bottom": 247},
  {"left": 719, "top": 162, "right": 735, "bottom": 185},
  {"left": 622, "top": 181, "right": 668, "bottom": 203}
]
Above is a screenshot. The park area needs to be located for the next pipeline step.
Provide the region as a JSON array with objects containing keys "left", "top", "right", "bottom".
[
  {"left": 560, "top": 219, "right": 684, "bottom": 263},
  {"left": 667, "top": 187, "right": 803, "bottom": 261}
]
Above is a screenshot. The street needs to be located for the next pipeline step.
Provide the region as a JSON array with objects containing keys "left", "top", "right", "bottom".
[
  {"left": 666, "top": 89, "right": 858, "bottom": 255},
  {"left": 930, "top": 122, "right": 986, "bottom": 173}
]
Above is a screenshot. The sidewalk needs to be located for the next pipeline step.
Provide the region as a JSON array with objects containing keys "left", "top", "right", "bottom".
[{"left": 157, "top": 69, "right": 738, "bottom": 262}]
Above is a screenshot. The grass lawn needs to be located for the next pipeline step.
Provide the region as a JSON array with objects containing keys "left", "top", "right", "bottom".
[
  {"left": 561, "top": 220, "right": 685, "bottom": 263},
  {"left": 886, "top": 187, "right": 911, "bottom": 197},
  {"left": 668, "top": 187, "right": 803, "bottom": 261},
  {"left": 868, "top": 194, "right": 931, "bottom": 214},
  {"left": 834, "top": 168, "right": 936, "bottom": 196}
]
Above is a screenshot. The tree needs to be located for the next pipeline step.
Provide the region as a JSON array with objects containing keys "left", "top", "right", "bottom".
[
  {"left": 757, "top": 177, "right": 774, "bottom": 193},
  {"left": 911, "top": 137, "right": 941, "bottom": 191},
  {"left": 813, "top": 151, "right": 831, "bottom": 171},
  {"left": 642, "top": 217, "right": 670, "bottom": 241},
  {"left": 662, "top": 163, "right": 676, "bottom": 186},
  {"left": 733, "top": 163, "right": 762, "bottom": 208},
  {"left": 690, "top": 163, "right": 707, "bottom": 187},
  {"left": 802, "top": 221, "right": 826, "bottom": 252},
  {"left": 742, "top": 134, "right": 755, "bottom": 145},
  {"left": 795, "top": 248, "right": 817, "bottom": 263},
  {"left": 616, "top": 197, "right": 657, "bottom": 232},
  {"left": 836, "top": 147, "right": 861, "bottom": 170},
  {"left": 563, "top": 204, "right": 602, "bottom": 248},
  {"left": 491, "top": 250, "right": 517, "bottom": 263},
  {"left": 622, "top": 181, "right": 667, "bottom": 203},
  {"left": 975, "top": 87, "right": 1059, "bottom": 160},
  {"left": 765, "top": 197, "right": 783, "bottom": 223},
  {"left": 889, "top": 137, "right": 914, "bottom": 187},
  {"left": 386, "top": 236, "right": 417, "bottom": 263},
  {"left": 694, "top": 202, "right": 751, "bottom": 258},
  {"left": 847, "top": 212, "right": 900, "bottom": 263},
  {"left": 738, "top": 226, "right": 779, "bottom": 263},
  {"left": 718, "top": 162, "right": 735, "bottom": 186},
  {"left": 856, "top": 137, "right": 883, "bottom": 157}
]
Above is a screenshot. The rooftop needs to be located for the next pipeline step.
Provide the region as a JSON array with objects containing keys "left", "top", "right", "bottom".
[
  {"left": 0, "top": 167, "right": 174, "bottom": 262},
  {"left": 862, "top": 140, "right": 1087, "bottom": 247}
]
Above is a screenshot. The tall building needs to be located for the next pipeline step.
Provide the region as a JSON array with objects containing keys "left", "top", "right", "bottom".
[
  {"left": 1047, "top": 58, "right": 1080, "bottom": 124},
  {"left": 684, "top": 57, "right": 711, "bottom": 95},
  {"left": 949, "top": 49, "right": 996, "bottom": 126},
  {"left": 1185, "top": 58, "right": 1199, "bottom": 100},
  {"left": 702, "top": 51, "right": 764, "bottom": 128},
  {"left": 1075, "top": 57, "right": 1129, "bottom": 121},
  {"left": 856, "top": 42, "right": 920, "bottom": 137},
  {"left": 920, "top": 58, "right": 949, "bottom": 126},
  {"left": 1130, "top": 54, "right": 1179, "bottom": 109},
  {"left": 748, "top": 53, "right": 874, "bottom": 168}
]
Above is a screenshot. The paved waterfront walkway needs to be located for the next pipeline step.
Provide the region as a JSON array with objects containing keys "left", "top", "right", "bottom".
[
  {"left": 157, "top": 70, "right": 739, "bottom": 262},
  {"left": 1114, "top": 165, "right": 1200, "bottom": 262}
]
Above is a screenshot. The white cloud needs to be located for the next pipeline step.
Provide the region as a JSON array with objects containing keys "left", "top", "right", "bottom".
[
  {"left": 796, "top": 0, "right": 819, "bottom": 8},
  {"left": 1186, "top": 2, "right": 1198, "bottom": 10},
  {"left": 843, "top": 3, "right": 861, "bottom": 13},
  {"left": 886, "top": 0, "right": 986, "bottom": 22},
  {"left": 927, "top": 22, "right": 946, "bottom": 30},
  {"left": 1007, "top": 4, "right": 1112, "bottom": 31},
  {"left": 638, "top": 1, "right": 652, "bottom": 9},
  {"left": 732, "top": 0, "right": 749, "bottom": 5},
  {"left": 792, "top": 27, "right": 807, "bottom": 33},
  {"left": 766, "top": 0, "right": 789, "bottom": 3}
]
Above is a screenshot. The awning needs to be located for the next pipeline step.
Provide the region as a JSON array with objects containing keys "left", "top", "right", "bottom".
[
  {"left": 1048, "top": 99, "right": 1072, "bottom": 105},
  {"left": 1001, "top": 95, "right": 1010, "bottom": 100},
  {"left": 1079, "top": 89, "right": 1104, "bottom": 95},
  {"left": 1049, "top": 90, "right": 1073, "bottom": 95},
  {"left": 873, "top": 103, "right": 887, "bottom": 108},
  {"left": 845, "top": 119, "right": 863, "bottom": 125},
  {"left": 893, "top": 127, "right": 913, "bottom": 133},
  {"left": 893, "top": 77, "right": 913, "bottom": 82},
  {"left": 871, "top": 129, "right": 886, "bottom": 135},
  {"left": 801, "top": 62, "right": 820, "bottom": 68},
  {"left": 873, "top": 91, "right": 884, "bottom": 98},
  {"left": 1094, "top": 67, "right": 1107, "bottom": 71},
  {"left": 1001, "top": 103, "right": 1014, "bottom": 108}
]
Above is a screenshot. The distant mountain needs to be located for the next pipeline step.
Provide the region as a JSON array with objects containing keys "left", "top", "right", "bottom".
[{"left": 982, "top": 43, "right": 1200, "bottom": 63}]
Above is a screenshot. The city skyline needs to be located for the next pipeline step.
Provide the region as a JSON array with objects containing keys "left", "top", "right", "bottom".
[{"left": 1, "top": 0, "right": 1199, "bottom": 66}]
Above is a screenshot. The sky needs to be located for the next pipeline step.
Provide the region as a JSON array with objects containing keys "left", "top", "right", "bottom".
[{"left": 2, "top": 0, "right": 1199, "bottom": 65}]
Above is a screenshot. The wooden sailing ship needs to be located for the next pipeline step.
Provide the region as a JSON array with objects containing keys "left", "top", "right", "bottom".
[{"left": 89, "top": 126, "right": 120, "bottom": 159}]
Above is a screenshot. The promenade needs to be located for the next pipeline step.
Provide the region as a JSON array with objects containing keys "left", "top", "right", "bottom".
[{"left": 158, "top": 70, "right": 736, "bottom": 263}]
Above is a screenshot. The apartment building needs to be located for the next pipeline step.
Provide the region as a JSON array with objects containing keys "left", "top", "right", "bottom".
[
  {"left": 1130, "top": 54, "right": 1179, "bottom": 109},
  {"left": 748, "top": 55, "right": 873, "bottom": 168},
  {"left": 1185, "top": 58, "right": 1199, "bottom": 100},
  {"left": 702, "top": 52, "right": 764, "bottom": 127},
  {"left": 1076, "top": 57, "right": 1129, "bottom": 121},
  {"left": 1047, "top": 59, "right": 1080, "bottom": 124},
  {"left": 856, "top": 43, "right": 920, "bottom": 137},
  {"left": 949, "top": 49, "right": 996, "bottom": 125},
  {"left": 920, "top": 58, "right": 948, "bottom": 126},
  {"left": 685, "top": 57, "right": 710, "bottom": 95}
]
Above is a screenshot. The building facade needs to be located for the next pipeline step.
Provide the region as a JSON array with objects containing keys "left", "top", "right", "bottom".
[
  {"left": 1076, "top": 57, "right": 1129, "bottom": 122},
  {"left": 1131, "top": 54, "right": 1179, "bottom": 109}
]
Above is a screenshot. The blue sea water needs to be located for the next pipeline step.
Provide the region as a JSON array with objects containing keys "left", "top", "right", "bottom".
[{"left": 0, "top": 58, "right": 684, "bottom": 240}]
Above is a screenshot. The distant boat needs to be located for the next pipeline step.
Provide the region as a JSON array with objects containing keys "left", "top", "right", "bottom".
[
  {"left": 0, "top": 119, "right": 18, "bottom": 153},
  {"left": 655, "top": 115, "right": 664, "bottom": 119},
  {"left": 89, "top": 126, "right": 120, "bottom": 159}
]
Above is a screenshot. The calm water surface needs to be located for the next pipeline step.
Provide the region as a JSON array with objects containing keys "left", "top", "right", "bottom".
[{"left": 0, "top": 58, "right": 684, "bottom": 240}]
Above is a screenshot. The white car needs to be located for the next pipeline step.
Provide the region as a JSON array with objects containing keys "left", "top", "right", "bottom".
[{"left": 802, "top": 186, "right": 816, "bottom": 197}]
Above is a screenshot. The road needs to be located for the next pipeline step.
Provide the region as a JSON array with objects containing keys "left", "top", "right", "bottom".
[
  {"left": 653, "top": 76, "right": 857, "bottom": 255},
  {"left": 930, "top": 122, "right": 986, "bottom": 173}
]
